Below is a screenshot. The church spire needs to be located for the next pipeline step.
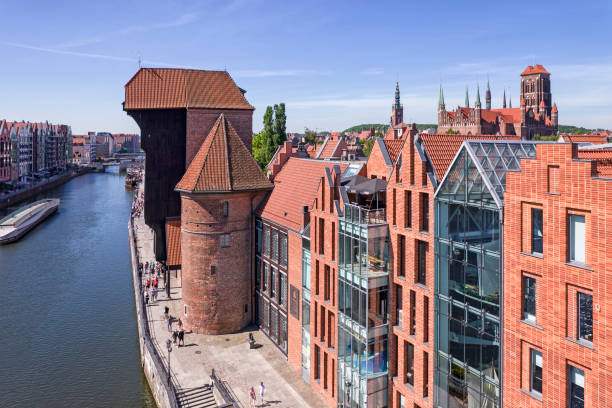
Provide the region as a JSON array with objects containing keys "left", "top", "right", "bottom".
[
  {"left": 486, "top": 79, "right": 491, "bottom": 110},
  {"left": 475, "top": 84, "right": 481, "bottom": 108},
  {"left": 509, "top": 90, "right": 512, "bottom": 108},
  {"left": 503, "top": 89, "right": 507, "bottom": 109},
  {"left": 438, "top": 84, "right": 445, "bottom": 109},
  {"left": 394, "top": 81, "right": 401, "bottom": 109},
  {"left": 465, "top": 86, "right": 470, "bottom": 108}
]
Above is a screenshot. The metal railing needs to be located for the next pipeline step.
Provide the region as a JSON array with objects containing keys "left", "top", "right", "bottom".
[{"left": 211, "top": 368, "right": 241, "bottom": 407}]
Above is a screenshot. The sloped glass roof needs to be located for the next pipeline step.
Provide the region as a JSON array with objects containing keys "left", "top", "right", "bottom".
[{"left": 436, "top": 141, "right": 543, "bottom": 208}]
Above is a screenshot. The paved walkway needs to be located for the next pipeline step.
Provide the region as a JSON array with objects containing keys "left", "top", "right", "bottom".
[{"left": 132, "top": 200, "right": 327, "bottom": 408}]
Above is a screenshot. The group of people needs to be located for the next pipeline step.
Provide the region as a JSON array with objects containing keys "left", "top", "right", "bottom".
[
  {"left": 168, "top": 307, "right": 186, "bottom": 347},
  {"left": 131, "top": 191, "right": 144, "bottom": 218},
  {"left": 248, "top": 382, "right": 266, "bottom": 407},
  {"left": 141, "top": 261, "right": 165, "bottom": 304}
]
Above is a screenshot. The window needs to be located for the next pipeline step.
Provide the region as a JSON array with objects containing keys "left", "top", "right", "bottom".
[
  {"left": 420, "top": 193, "right": 429, "bottom": 232},
  {"left": 315, "top": 260, "right": 320, "bottom": 296},
  {"left": 568, "top": 366, "right": 584, "bottom": 408},
  {"left": 272, "top": 229, "right": 279, "bottom": 261},
  {"left": 404, "top": 190, "right": 412, "bottom": 228},
  {"left": 222, "top": 201, "right": 228, "bottom": 217},
  {"left": 530, "top": 349, "right": 543, "bottom": 394},
  {"left": 522, "top": 276, "right": 536, "bottom": 322},
  {"left": 256, "top": 257, "right": 261, "bottom": 289},
  {"left": 404, "top": 341, "right": 414, "bottom": 385},
  {"left": 270, "top": 267, "right": 276, "bottom": 299},
  {"left": 263, "top": 263, "right": 268, "bottom": 292},
  {"left": 280, "top": 233, "right": 287, "bottom": 267},
  {"left": 396, "top": 285, "right": 403, "bottom": 328},
  {"left": 279, "top": 273, "right": 287, "bottom": 309},
  {"left": 220, "top": 234, "right": 230, "bottom": 248},
  {"left": 423, "top": 296, "right": 429, "bottom": 343},
  {"left": 323, "top": 352, "right": 328, "bottom": 390},
  {"left": 324, "top": 265, "right": 330, "bottom": 301},
  {"left": 531, "top": 208, "right": 543, "bottom": 254},
  {"left": 264, "top": 226, "right": 270, "bottom": 256},
  {"left": 410, "top": 290, "right": 416, "bottom": 336},
  {"left": 256, "top": 221, "right": 262, "bottom": 254},
  {"left": 331, "top": 222, "right": 335, "bottom": 261},
  {"left": 569, "top": 214, "right": 585, "bottom": 264},
  {"left": 547, "top": 165, "right": 560, "bottom": 194},
  {"left": 320, "top": 305, "right": 326, "bottom": 342},
  {"left": 577, "top": 292, "right": 593, "bottom": 342},
  {"left": 398, "top": 235, "right": 405, "bottom": 277},
  {"left": 416, "top": 240, "right": 427, "bottom": 285},
  {"left": 318, "top": 218, "right": 325, "bottom": 255},
  {"left": 314, "top": 345, "right": 321, "bottom": 380},
  {"left": 393, "top": 188, "right": 397, "bottom": 225},
  {"left": 423, "top": 351, "right": 429, "bottom": 397},
  {"left": 210, "top": 265, "right": 216, "bottom": 275}
]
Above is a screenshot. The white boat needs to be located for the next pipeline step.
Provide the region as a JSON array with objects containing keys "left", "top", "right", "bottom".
[{"left": 0, "top": 198, "right": 60, "bottom": 244}]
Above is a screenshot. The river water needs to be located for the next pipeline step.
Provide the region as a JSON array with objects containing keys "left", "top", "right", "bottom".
[{"left": 0, "top": 170, "right": 155, "bottom": 407}]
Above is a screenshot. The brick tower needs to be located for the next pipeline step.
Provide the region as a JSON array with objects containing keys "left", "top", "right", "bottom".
[
  {"left": 391, "top": 81, "right": 403, "bottom": 126},
  {"left": 175, "top": 114, "right": 272, "bottom": 334},
  {"left": 520, "top": 64, "right": 552, "bottom": 115}
]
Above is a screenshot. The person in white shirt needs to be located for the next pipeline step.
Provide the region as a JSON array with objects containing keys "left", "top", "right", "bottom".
[{"left": 258, "top": 382, "right": 265, "bottom": 405}]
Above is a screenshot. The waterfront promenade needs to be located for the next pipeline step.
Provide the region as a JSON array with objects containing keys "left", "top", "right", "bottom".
[{"left": 132, "top": 199, "right": 328, "bottom": 408}]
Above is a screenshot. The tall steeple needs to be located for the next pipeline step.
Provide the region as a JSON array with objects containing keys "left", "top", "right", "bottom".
[
  {"left": 391, "top": 81, "right": 403, "bottom": 126},
  {"left": 465, "top": 87, "right": 470, "bottom": 108},
  {"left": 485, "top": 79, "right": 491, "bottom": 110},
  {"left": 438, "top": 84, "right": 445, "bottom": 110},
  {"left": 503, "top": 89, "right": 507, "bottom": 109},
  {"left": 475, "top": 84, "right": 481, "bottom": 108},
  {"left": 509, "top": 91, "right": 512, "bottom": 108}
]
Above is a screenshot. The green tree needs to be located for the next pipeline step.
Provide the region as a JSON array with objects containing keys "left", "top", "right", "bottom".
[
  {"left": 304, "top": 128, "right": 318, "bottom": 145},
  {"left": 252, "top": 106, "right": 277, "bottom": 168},
  {"left": 362, "top": 138, "right": 375, "bottom": 156},
  {"left": 446, "top": 128, "right": 459, "bottom": 134},
  {"left": 273, "top": 103, "right": 286, "bottom": 146}
]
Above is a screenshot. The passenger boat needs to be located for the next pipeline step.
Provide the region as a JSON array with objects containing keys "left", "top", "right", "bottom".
[{"left": 0, "top": 198, "right": 60, "bottom": 244}]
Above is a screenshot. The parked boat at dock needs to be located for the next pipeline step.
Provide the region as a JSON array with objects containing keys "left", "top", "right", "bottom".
[{"left": 0, "top": 198, "right": 60, "bottom": 244}]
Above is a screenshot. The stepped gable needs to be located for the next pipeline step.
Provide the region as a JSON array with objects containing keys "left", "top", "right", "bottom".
[
  {"left": 175, "top": 114, "right": 272, "bottom": 193},
  {"left": 124, "top": 68, "right": 254, "bottom": 110}
]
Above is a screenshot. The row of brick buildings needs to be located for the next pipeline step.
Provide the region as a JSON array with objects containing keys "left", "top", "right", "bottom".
[
  {"left": 0, "top": 119, "right": 72, "bottom": 184},
  {"left": 124, "top": 67, "right": 611, "bottom": 408},
  {"left": 71, "top": 132, "right": 139, "bottom": 165}
]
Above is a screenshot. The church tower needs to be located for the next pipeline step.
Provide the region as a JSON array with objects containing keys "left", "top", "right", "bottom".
[
  {"left": 391, "top": 82, "right": 403, "bottom": 126},
  {"left": 486, "top": 79, "right": 491, "bottom": 110},
  {"left": 520, "top": 64, "right": 552, "bottom": 115}
]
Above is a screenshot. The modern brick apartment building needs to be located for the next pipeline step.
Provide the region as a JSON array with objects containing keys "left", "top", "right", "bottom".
[{"left": 125, "top": 68, "right": 611, "bottom": 408}]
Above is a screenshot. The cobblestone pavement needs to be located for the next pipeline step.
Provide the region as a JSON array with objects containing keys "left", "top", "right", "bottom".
[{"left": 133, "top": 208, "right": 328, "bottom": 408}]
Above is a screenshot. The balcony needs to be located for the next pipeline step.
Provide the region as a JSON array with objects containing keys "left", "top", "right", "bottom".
[{"left": 344, "top": 204, "right": 386, "bottom": 225}]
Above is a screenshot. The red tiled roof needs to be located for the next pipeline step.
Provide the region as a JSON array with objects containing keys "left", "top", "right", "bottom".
[
  {"left": 258, "top": 158, "right": 347, "bottom": 232},
  {"left": 124, "top": 68, "right": 254, "bottom": 110},
  {"left": 521, "top": 64, "right": 550, "bottom": 76},
  {"left": 175, "top": 114, "right": 272, "bottom": 193},
  {"left": 165, "top": 218, "right": 181, "bottom": 267},
  {"left": 420, "top": 133, "right": 510, "bottom": 179},
  {"left": 316, "top": 137, "right": 346, "bottom": 159},
  {"left": 577, "top": 148, "right": 612, "bottom": 177},
  {"left": 383, "top": 139, "right": 405, "bottom": 164},
  {"left": 561, "top": 134, "right": 608, "bottom": 144}
]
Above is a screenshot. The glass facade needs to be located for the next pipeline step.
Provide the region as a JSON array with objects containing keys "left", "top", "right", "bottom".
[
  {"left": 338, "top": 203, "right": 389, "bottom": 408},
  {"left": 434, "top": 145, "right": 504, "bottom": 408},
  {"left": 302, "top": 234, "right": 311, "bottom": 383}
]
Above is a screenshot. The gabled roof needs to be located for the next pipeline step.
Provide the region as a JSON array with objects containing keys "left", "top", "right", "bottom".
[
  {"left": 258, "top": 158, "right": 347, "bottom": 232},
  {"left": 175, "top": 114, "right": 272, "bottom": 193},
  {"left": 124, "top": 68, "right": 254, "bottom": 110},
  {"left": 383, "top": 139, "right": 405, "bottom": 165},
  {"left": 521, "top": 64, "right": 550, "bottom": 76},
  {"left": 165, "top": 217, "right": 181, "bottom": 267},
  {"left": 316, "top": 136, "right": 346, "bottom": 159},
  {"left": 560, "top": 134, "right": 608, "bottom": 144},
  {"left": 419, "top": 133, "right": 514, "bottom": 180}
]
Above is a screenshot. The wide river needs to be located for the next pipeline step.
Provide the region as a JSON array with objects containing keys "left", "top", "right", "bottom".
[{"left": 0, "top": 171, "right": 155, "bottom": 407}]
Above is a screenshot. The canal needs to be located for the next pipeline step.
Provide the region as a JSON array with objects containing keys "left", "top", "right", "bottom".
[{"left": 0, "top": 171, "right": 156, "bottom": 407}]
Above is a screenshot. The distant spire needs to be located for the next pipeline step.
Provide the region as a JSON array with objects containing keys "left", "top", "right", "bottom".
[
  {"left": 503, "top": 89, "right": 507, "bottom": 109},
  {"left": 465, "top": 87, "right": 470, "bottom": 108},
  {"left": 475, "top": 84, "right": 481, "bottom": 108},
  {"left": 438, "top": 84, "right": 445, "bottom": 109},
  {"left": 509, "top": 90, "right": 512, "bottom": 108},
  {"left": 394, "top": 81, "right": 401, "bottom": 109},
  {"left": 485, "top": 79, "right": 491, "bottom": 110}
]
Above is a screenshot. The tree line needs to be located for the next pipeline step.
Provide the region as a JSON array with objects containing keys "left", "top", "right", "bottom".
[{"left": 252, "top": 103, "right": 286, "bottom": 169}]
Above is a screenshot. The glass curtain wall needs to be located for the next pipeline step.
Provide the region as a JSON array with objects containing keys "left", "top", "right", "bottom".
[
  {"left": 302, "top": 234, "right": 311, "bottom": 383},
  {"left": 434, "top": 147, "right": 502, "bottom": 408},
  {"left": 338, "top": 203, "right": 389, "bottom": 408}
]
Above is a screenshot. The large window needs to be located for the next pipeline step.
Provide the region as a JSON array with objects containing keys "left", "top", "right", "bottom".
[
  {"left": 405, "top": 341, "right": 414, "bottom": 385},
  {"left": 417, "top": 240, "right": 427, "bottom": 285},
  {"left": 398, "top": 234, "right": 405, "bottom": 277},
  {"left": 264, "top": 226, "right": 270, "bottom": 256},
  {"left": 280, "top": 232, "right": 288, "bottom": 267},
  {"left": 272, "top": 230, "right": 279, "bottom": 262},
  {"left": 531, "top": 208, "right": 543, "bottom": 254},
  {"left": 569, "top": 214, "right": 585, "bottom": 264},
  {"left": 270, "top": 267, "right": 276, "bottom": 299},
  {"left": 530, "top": 349, "right": 543, "bottom": 395},
  {"left": 569, "top": 366, "right": 585, "bottom": 408},
  {"left": 420, "top": 193, "right": 429, "bottom": 232},
  {"left": 279, "top": 272, "right": 287, "bottom": 309},
  {"left": 522, "top": 276, "right": 536, "bottom": 322},
  {"left": 577, "top": 292, "right": 593, "bottom": 342},
  {"left": 404, "top": 190, "right": 412, "bottom": 228},
  {"left": 263, "top": 263, "right": 269, "bottom": 293}
]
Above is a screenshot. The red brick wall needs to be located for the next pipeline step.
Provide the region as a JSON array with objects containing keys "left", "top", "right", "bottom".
[
  {"left": 503, "top": 143, "right": 612, "bottom": 407},
  {"left": 186, "top": 108, "right": 253, "bottom": 167},
  {"left": 366, "top": 139, "right": 393, "bottom": 180},
  {"left": 287, "top": 230, "right": 303, "bottom": 371},
  {"left": 386, "top": 133, "right": 434, "bottom": 408},
  {"left": 180, "top": 190, "right": 265, "bottom": 334}
]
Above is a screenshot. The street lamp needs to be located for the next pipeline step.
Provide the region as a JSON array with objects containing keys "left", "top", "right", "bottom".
[{"left": 166, "top": 338, "right": 172, "bottom": 385}]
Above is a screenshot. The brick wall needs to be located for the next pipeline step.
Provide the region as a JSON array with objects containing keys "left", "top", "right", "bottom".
[
  {"left": 387, "top": 133, "right": 434, "bottom": 408},
  {"left": 503, "top": 143, "right": 612, "bottom": 407}
]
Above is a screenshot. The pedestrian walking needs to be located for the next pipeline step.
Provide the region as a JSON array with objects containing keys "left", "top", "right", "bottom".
[
  {"left": 172, "top": 330, "right": 178, "bottom": 344},
  {"left": 164, "top": 306, "right": 169, "bottom": 321},
  {"left": 258, "top": 382, "right": 265, "bottom": 405},
  {"left": 153, "top": 278, "right": 158, "bottom": 289},
  {"left": 150, "top": 287, "right": 155, "bottom": 303},
  {"left": 178, "top": 318, "right": 183, "bottom": 331},
  {"left": 178, "top": 329, "right": 185, "bottom": 347},
  {"left": 145, "top": 279, "right": 150, "bottom": 289},
  {"left": 144, "top": 290, "right": 149, "bottom": 305},
  {"left": 249, "top": 386, "right": 256, "bottom": 408}
]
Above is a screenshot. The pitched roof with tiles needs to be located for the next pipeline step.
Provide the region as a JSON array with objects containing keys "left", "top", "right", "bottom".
[
  {"left": 175, "top": 114, "right": 272, "bottom": 193},
  {"left": 521, "top": 64, "right": 550, "bottom": 76},
  {"left": 577, "top": 147, "right": 612, "bottom": 177},
  {"left": 419, "top": 133, "right": 511, "bottom": 180},
  {"left": 165, "top": 218, "right": 182, "bottom": 267},
  {"left": 316, "top": 136, "right": 346, "bottom": 159},
  {"left": 561, "top": 134, "right": 608, "bottom": 144},
  {"left": 383, "top": 139, "right": 405, "bottom": 165},
  {"left": 124, "top": 68, "right": 254, "bottom": 110},
  {"left": 258, "top": 158, "right": 347, "bottom": 232}
]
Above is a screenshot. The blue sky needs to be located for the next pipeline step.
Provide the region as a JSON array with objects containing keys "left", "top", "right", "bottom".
[{"left": 1, "top": 0, "right": 610, "bottom": 134}]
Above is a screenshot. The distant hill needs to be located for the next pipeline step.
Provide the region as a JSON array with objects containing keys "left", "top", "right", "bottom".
[
  {"left": 558, "top": 125, "right": 606, "bottom": 135},
  {"left": 342, "top": 123, "right": 438, "bottom": 134}
]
